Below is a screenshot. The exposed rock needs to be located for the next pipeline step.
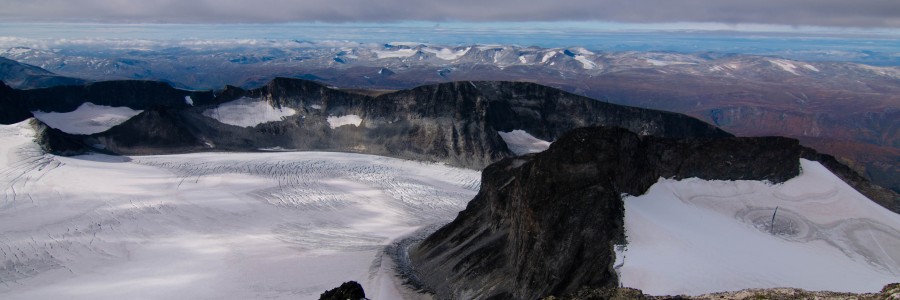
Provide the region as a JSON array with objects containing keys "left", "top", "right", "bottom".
[
  {"left": 319, "top": 281, "right": 368, "bottom": 300},
  {"left": 8, "top": 78, "right": 729, "bottom": 170},
  {"left": 409, "top": 126, "right": 803, "bottom": 300}
]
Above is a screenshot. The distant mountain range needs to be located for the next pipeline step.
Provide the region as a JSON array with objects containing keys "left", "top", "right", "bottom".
[{"left": 0, "top": 57, "right": 84, "bottom": 89}]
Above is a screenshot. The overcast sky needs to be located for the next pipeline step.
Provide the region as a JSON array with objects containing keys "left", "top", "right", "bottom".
[{"left": 1, "top": 0, "right": 898, "bottom": 28}]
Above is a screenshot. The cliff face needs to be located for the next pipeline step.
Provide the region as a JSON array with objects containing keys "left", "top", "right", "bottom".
[
  {"left": 7, "top": 78, "right": 729, "bottom": 169},
  {"left": 409, "top": 126, "right": 804, "bottom": 300}
]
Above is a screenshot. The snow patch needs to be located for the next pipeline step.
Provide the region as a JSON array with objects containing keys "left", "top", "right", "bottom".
[
  {"left": 646, "top": 59, "right": 695, "bottom": 67},
  {"left": 421, "top": 47, "right": 470, "bottom": 60},
  {"left": 803, "top": 64, "right": 820, "bottom": 72},
  {"left": 619, "top": 159, "right": 900, "bottom": 295},
  {"left": 498, "top": 130, "right": 551, "bottom": 155},
  {"left": 768, "top": 59, "right": 800, "bottom": 75},
  {"left": 32, "top": 102, "right": 143, "bottom": 135},
  {"left": 203, "top": 97, "right": 296, "bottom": 128},
  {"left": 574, "top": 55, "right": 596, "bottom": 70},
  {"left": 572, "top": 47, "right": 595, "bottom": 55},
  {"left": 518, "top": 56, "right": 527, "bottom": 64},
  {"left": 373, "top": 49, "right": 417, "bottom": 59},
  {"left": 541, "top": 51, "right": 558, "bottom": 63},
  {"left": 309, "top": 104, "right": 323, "bottom": 110},
  {"left": 326, "top": 115, "right": 362, "bottom": 129},
  {"left": 184, "top": 96, "right": 193, "bottom": 106}
]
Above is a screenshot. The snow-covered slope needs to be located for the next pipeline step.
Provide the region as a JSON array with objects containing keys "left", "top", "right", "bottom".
[
  {"left": 31, "top": 103, "right": 142, "bottom": 135},
  {"left": 0, "top": 120, "right": 479, "bottom": 300},
  {"left": 618, "top": 159, "right": 900, "bottom": 295},
  {"left": 203, "top": 97, "right": 296, "bottom": 127}
]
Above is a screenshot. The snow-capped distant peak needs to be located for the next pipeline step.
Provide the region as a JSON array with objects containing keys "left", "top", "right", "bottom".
[
  {"left": 203, "top": 97, "right": 296, "bottom": 128},
  {"left": 32, "top": 102, "right": 143, "bottom": 135},
  {"left": 387, "top": 41, "right": 425, "bottom": 47},
  {"left": 373, "top": 48, "right": 418, "bottom": 59},
  {"left": 571, "top": 47, "right": 595, "bottom": 55},
  {"left": 422, "top": 47, "right": 471, "bottom": 60}
]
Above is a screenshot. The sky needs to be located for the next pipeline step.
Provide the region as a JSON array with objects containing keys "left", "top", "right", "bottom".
[{"left": 1, "top": 0, "right": 899, "bottom": 29}]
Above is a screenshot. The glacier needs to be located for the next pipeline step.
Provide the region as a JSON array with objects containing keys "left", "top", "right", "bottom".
[
  {"left": 0, "top": 120, "right": 479, "bottom": 300},
  {"left": 619, "top": 159, "right": 900, "bottom": 295}
]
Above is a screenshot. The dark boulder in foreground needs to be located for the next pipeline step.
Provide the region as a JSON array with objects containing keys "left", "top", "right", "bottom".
[
  {"left": 319, "top": 281, "right": 367, "bottom": 300},
  {"left": 409, "top": 126, "right": 805, "bottom": 300}
]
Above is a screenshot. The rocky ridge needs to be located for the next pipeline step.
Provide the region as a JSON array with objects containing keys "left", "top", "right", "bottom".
[
  {"left": 409, "top": 126, "right": 806, "bottom": 300},
  {"left": 3, "top": 78, "right": 728, "bottom": 169}
]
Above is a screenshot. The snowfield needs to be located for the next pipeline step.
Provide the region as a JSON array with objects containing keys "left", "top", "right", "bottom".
[
  {"left": 619, "top": 159, "right": 900, "bottom": 295},
  {"left": 0, "top": 120, "right": 479, "bottom": 300},
  {"left": 32, "top": 103, "right": 143, "bottom": 135},
  {"left": 203, "top": 97, "right": 297, "bottom": 127},
  {"left": 3, "top": 117, "right": 899, "bottom": 298}
]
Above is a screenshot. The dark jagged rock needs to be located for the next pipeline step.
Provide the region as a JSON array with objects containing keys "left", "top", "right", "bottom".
[
  {"left": 29, "top": 119, "right": 92, "bottom": 156},
  {"left": 409, "top": 126, "right": 804, "bottom": 300},
  {"left": 318, "top": 281, "right": 367, "bottom": 300},
  {"left": 0, "top": 81, "right": 27, "bottom": 124}
]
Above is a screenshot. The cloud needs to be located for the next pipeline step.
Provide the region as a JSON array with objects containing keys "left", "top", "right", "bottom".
[{"left": 0, "top": 0, "right": 898, "bottom": 28}]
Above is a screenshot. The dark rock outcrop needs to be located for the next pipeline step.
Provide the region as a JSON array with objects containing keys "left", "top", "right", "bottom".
[
  {"left": 409, "top": 126, "right": 805, "bottom": 300},
  {"left": 318, "top": 281, "right": 367, "bottom": 300},
  {"left": 0, "top": 81, "right": 27, "bottom": 124}
]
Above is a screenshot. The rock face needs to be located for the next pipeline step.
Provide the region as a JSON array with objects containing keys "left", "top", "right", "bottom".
[
  {"left": 318, "top": 281, "right": 367, "bottom": 300},
  {"left": 409, "top": 126, "right": 805, "bottom": 300},
  {"left": 5, "top": 78, "right": 729, "bottom": 169}
]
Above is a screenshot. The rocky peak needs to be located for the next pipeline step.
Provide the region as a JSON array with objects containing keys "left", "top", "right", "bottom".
[{"left": 409, "top": 126, "right": 803, "bottom": 300}]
